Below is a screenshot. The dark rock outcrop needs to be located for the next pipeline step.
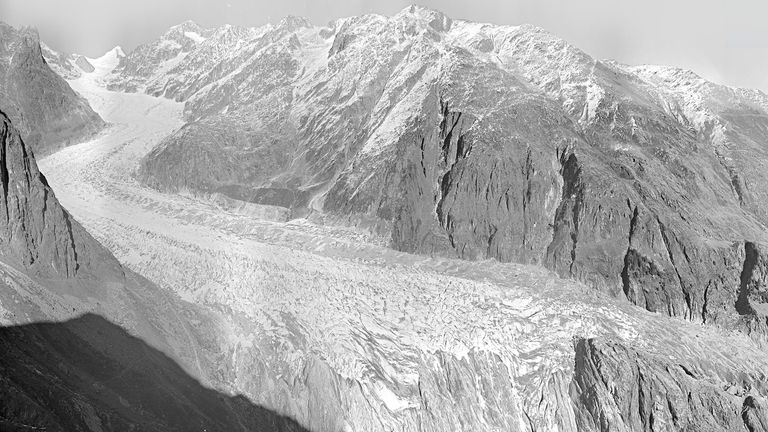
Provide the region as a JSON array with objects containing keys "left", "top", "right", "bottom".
[
  {"left": 570, "top": 337, "right": 768, "bottom": 432},
  {"left": 0, "top": 22, "right": 104, "bottom": 156},
  {"left": 0, "top": 110, "right": 119, "bottom": 278},
  {"left": 319, "top": 24, "right": 768, "bottom": 338}
]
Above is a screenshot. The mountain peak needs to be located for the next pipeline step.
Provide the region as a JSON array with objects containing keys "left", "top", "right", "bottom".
[
  {"left": 170, "top": 19, "right": 202, "bottom": 32},
  {"left": 394, "top": 4, "right": 452, "bottom": 32},
  {"left": 88, "top": 45, "right": 125, "bottom": 71},
  {"left": 398, "top": 4, "right": 443, "bottom": 16},
  {"left": 277, "top": 15, "right": 312, "bottom": 31}
]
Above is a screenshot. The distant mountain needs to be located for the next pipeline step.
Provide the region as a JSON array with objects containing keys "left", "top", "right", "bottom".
[
  {"left": 0, "top": 22, "right": 104, "bottom": 156},
  {"left": 40, "top": 42, "right": 95, "bottom": 79},
  {"left": 102, "top": 6, "right": 768, "bottom": 339}
]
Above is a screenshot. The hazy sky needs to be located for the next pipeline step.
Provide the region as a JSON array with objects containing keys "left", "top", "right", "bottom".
[{"left": 2, "top": 0, "right": 766, "bottom": 92}]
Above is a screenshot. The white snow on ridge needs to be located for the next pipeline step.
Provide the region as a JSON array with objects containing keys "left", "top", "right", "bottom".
[
  {"left": 87, "top": 46, "right": 125, "bottom": 74},
  {"left": 184, "top": 31, "right": 206, "bottom": 43}
]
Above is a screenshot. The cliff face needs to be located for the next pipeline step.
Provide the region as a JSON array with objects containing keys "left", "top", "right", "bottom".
[
  {"left": 336, "top": 83, "right": 768, "bottom": 339},
  {"left": 570, "top": 337, "right": 768, "bottom": 432},
  {"left": 0, "top": 23, "right": 104, "bottom": 156},
  {"left": 0, "top": 110, "right": 118, "bottom": 278}
]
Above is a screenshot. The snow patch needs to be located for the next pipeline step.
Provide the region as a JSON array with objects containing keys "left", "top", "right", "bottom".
[
  {"left": 87, "top": 46, "right": 124, "bottom": 74},
  {"left": 373, "top": 382, "right": 417, "bottom": 412},
  {"left": 184, "top": 31, "right": 206, "bottom": 43}
]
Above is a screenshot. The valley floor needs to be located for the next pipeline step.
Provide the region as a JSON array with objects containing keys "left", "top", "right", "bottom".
[{"left": 36, "top": 59, "right": 768, "bottom": 430}]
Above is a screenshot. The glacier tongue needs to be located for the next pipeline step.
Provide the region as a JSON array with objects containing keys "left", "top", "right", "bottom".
[{"left": 34, "top": 42, "right": 768, "bottom": 431}]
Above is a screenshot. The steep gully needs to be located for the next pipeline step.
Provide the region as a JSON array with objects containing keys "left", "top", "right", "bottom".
[{"left": 32, "top": 58, "right": 768, "bottom": 430}]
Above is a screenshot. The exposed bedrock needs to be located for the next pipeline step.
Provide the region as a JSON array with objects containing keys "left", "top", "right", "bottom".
[
  {"left": 324, "top": 88, "right": 578, "bottom": 263},
  {"left": 137, "top": 114, "right": 306, "bottom": 210},
  {"left": 570, "top": 337, "right": 768, "bottom": 432},
  {"left": 0, "top": 111, "right": 120, "bottom": 279},
  {"left": 327, "top": 89, "right": 768, "bottom": 338}
]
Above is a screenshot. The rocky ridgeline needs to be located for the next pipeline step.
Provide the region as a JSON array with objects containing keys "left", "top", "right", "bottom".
[
  {"left": 41, "top": 42, "right": 95, "bottom": 79},
  {"left": 0, "top": 23, "right": 104, "bottom": 156}
]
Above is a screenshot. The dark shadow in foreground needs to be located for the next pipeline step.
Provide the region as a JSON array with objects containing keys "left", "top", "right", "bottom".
[{"left": 0, "top": 313, "right": 309, "bottom": 432}]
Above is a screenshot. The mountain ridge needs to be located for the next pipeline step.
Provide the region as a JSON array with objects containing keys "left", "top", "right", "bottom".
[{"left": 0, "top": 22, "right": 105, "bottom": 156}]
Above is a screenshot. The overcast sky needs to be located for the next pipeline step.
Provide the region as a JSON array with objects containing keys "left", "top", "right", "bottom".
[{"left": 2, "top": 0, "right": 766, "bottom": 92}]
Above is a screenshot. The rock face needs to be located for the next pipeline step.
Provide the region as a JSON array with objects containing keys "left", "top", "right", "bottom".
[
  {"left": 118, "top": 7, "right": 768, "bottom": 338},
  {"left": 570, "top": 337, "right": 768, "bottom": 431},
  {"left": 0, "top": 22, "right": 104, "bottom": 155},
  {"left": 0, "top": 110, "right": 117, "bottom": 278}
]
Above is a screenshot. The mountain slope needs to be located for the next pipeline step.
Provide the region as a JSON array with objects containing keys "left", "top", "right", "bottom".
[
  {"left": 0, "top": 108, "right": 309, "bottom": 430},
  {"left": 107, "top": 7, "right": 768, "bottom": 338},
  {"left": 0, "top": 22, "right": 104, "bottom": 156},
  {"left": 571, "top": 336, "right": 768, "bottom": 431}
]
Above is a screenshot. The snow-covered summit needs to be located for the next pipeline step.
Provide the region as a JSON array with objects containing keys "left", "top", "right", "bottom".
[
  {"left": 393, "top": 4, "right": 453, "bottom": 32},
  {"left": 169, "top": 19, "right": 202, "bottom": 31},
  {"left": 87, "top": 45, "right": 125, "bottom": 73}
]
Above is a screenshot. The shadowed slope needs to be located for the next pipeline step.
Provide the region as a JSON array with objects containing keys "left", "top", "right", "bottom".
[{"left": 0, "top": 313, "right": 310, "bottom": 432}]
